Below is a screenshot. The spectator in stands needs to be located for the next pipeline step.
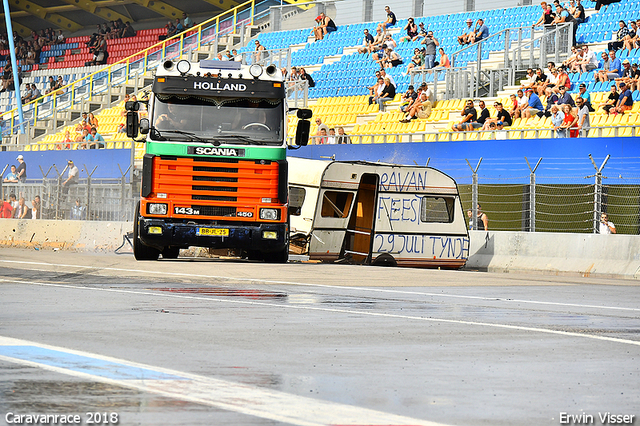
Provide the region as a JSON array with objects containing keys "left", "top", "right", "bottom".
[
  {"left": 30, "top": 83, "right": 41, "bottom": 101},
  {"left": 600, "top": 84, "right": 619, "bottom": 114},
  {"left": 400, "top": 85, "right": 418, "bottom": 113},
  {"left": 595, "top": 51, "right": 612, "bottom": 82},
  {"left": 452, "top": 100, "right": 478, "bottom": 131},
  {"left": 611, "top": 82, "right": 633, "bottom": 114},
  {"left": 553, "top": 4, "right": 576, "bottom": 46},
  {"left": 15, "top": 155, "right": 26, "bottom": 182},
  {"left": 55, "top": 30, "right": 65, "bottom": 44},
  {"left": 615, "top": 59, "right": 633, "bottom": 87},
  {"left": 383, "top": 34, "right": 396, "bottom": 50},
  {"left": 175, "top": 18, "right": 185, "bottom": 34},
  {"left": 313, "top": 13, "right": 337, "bottom": 41},
  {"left": 458, "top": 18, "right": 474, "bottom": 45},
  {"left": 31, "top": 196, "right": 41, "bottom": 220},
  {"left": 1, "top": 195, "right": 14, "bottom": 218},
  {"left": 399, "top": 18, "right": 418, "bottom": 43},
  {"left": 420, "top": 31, "right": 439, "bottom": 69},
  {"left": 77, "top": 128, "right": 89, "bottom": 146},
  {"left": 121, "top": 22, "right": 136, "bottom": 38},
  {"left": 336, "top": 127, "right": 351, "bottom": 144},
  {"left": 358, "top": 29, "right": 375, "bottom": 54},
  {"left": 470, "top": 19, "right": 489, "bottom": 44},
  {"left": 414, "top": 22, "right": 428, "bottom": 42},
  {"left": 378, "top": 6, "right": 397, "bottom": 35},
  {"left": 58, "top": 131, "right": 72, "bottom": 150},
  {"left": 512, "top": 89, "right": 528, "bottom": 119},
  {"left": 576, "top": 45, "right": 598, "bottom": 72},
  {"left": 70, "top": 199, "right": 86, "bottom": 220},
  {"left": 555, "top": 65, "right": 571, "bottom": 92},
  {"left": 183, "top": 12, "right": 194, "bottom": 29},
  {"left": 575, "top": 96, "right": 590, "bottom": 137},
  {"left": 315, "top": 118, "right": 329, "bottom": 137},
  {"left": 88, "top": 34, "right": 108, "bottom": 66},
  {"left": 533, "top": 2, "right": 555, "bottom": 28},
  {"left": 577, "top": 83, "right": 594, "bottom": 111},
  {"left": 21, "top": 84, "right": 32, "bottom": 104},
  {"left": 509, "top": 93, "right": 520, "bottom": 119},
  {"left": 520, "top": 68, "right": 536, "bottom": 90},
  {"left": 523, "top": 88, "right": 545, "bottom": 118},
  {"left": 298, "top": 67, "right": 314, "bottom": 87},
  {"left": 406, "top": 48, "right": 425, "bottom": 74},
  {"left": 85, "top": 127, "right": 105, "bottom": 149},
  {"left": 383, "top": 48, "right": 403, "bottom": 68},
  {"left": 561, "top": 103, "right": 578, "bottom": 137},
  {"left": 368, "top": 28, "right": 384, "bottom": 53},
  {"left": 418, "top": 82, "right": 431, "bottom": 101},
  {"left": 165, "top": 20, "right": 177, "bottom": 38},
  {"left": 622, "top": 20, "right": 638, "bottom": 52},
  {"left": 436, "top": 48, "right": 450, "bottom": 68},
  {"left": 253, "top": 40, "right": 266, "bottom": 62},
  {"left": 368, "top": 75, "right": 384, "bottom": 104},
  {"left": 471, "top": 100, "right": 490, "bottom": 129},
  {"left": 609, "top": 20, "right": 629, "bottom": 52},
  {"left": 3, "top": 165, "right": 18, "bottom": 182},
  {"left": 533, "top": 68, "right": 549, "bottom": 96},
  {"left": 14, "top": 197, "right": 28, "bottom": 219},
  {"left": 570, "top": 0, "right": 585, "bottom": 24},
  {"left": 316, "top": 128, "right": 328, "bottom": 144},
  {"left": 628, "top": 63, "right": 640, "bottom": 92},
  {"left": 550, "top": 104, "right": 565, "bottom": 137},
  {"left": 232, "top": 49, "right": 241, "bottom": 62},
  {"left": 87, "top": 112, "right": 99, "bottom": 129},
  {"left": 557, "top": 85, "right": 576, "bottom": 108},
  {"left": 483, "top": 101, "right": 512, "bottom": 129},
  {"left": 325, "top": 128, "right": 337, "bottom": 144},
  {"left": 376, "top": 78, "right": 396, "bottom": 112},
  {"left": 563, "top": 46, "right": 580, "bottom": 71},
  {"left": 538, "top": 85, "right": 559, "bottom": 116},
  {"left": 400, "top": 92, "right": 432, "bottom": 122},
  {"left": 604, "top": 50, "right": 622, "bottom": 82}
]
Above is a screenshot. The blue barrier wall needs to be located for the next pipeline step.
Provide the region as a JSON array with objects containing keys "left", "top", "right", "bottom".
[
  {"left": 291, "top": 137, "right": 640, "bottom": 184},
  {"left": 0, "top": 149, "right": 132, "bottom": 181}
]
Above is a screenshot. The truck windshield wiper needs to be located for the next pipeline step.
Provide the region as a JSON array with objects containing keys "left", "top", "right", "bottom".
[
  {"left": 217, "top": 135, "right": 268, "bottom": 145},
  {"left": 152, "top": 128, "right": 207, "bottom": 142}
]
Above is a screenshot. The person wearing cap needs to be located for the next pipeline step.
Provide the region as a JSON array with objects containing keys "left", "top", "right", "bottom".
[
  {"left": 458, "top": 18, "right": 474, "bottom": 45},
  {"left": 63, "top": 160, "right": 79, "bottom": 197},
  {"left": 414, "top": 22, "right": 428, "bottom": 42},
  {"left": 615, "top": 59, "right": 633, "bottom": 87},
  {"left": 523, "top": 88, "right": 545, "bottom": 118},
  {"left": 400, "top": 85, "right": 418, "bottom": 113},
  {"left": 15, "top": 155, "right": 26, "bottom": 183},
  {"left": 313, "top": 12, "right": 336, "bottom": 41},
  {"left": 575, "top": 96, "right": 590, "bottom": 137},
  {"left": 599, "top": 84, "right": 619, "bottom": 114},
  {"left": 577, "top": 83, "right": 594, "bottom": 112},
  {"left": 611, "top": 82, "right": 633, "bottom": 114},
  {"left": 557, "top": 85, "right": 576, "bottom": 108}
]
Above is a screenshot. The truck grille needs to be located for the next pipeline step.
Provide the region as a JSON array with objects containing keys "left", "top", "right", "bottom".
[{"left": 152, "top": 156, "right": 280, "bottom": 220}]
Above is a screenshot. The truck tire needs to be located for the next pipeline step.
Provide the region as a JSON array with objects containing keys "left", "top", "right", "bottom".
[
  {"left": 133, "top": 202, "right": 160, "bottom": 261},
  {"left": 161, "top": 247, "right": 180, "bottom": 259}
]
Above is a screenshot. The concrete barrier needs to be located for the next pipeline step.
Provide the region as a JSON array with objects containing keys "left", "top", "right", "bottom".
[
  {"left": 0, "top": 220, "right": 132, "bottom": 252},
  {"left": 466, "top": 230, "right": 640, "bottom": 279}
]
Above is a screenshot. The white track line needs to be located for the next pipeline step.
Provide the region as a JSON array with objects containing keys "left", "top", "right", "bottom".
[
  {"left": 1, "top": 259, "right": 639, "bottom": 313},
  {"left": 0, "top": 336, "right": 447, "bottom": 426},
  {"left": 2, "top": 277, "right": 640, "bottom": 348}
]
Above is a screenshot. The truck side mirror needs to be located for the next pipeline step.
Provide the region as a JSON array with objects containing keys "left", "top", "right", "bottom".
[
  {"left": 125, "top": 101, "right": 140, "bottom": 111},
  {"left": 139, "top": 118, "right": 150, "bottom": 135},
  {"left": 295, "top": 120, "right": 310, "bottom": 146},
  {"left": 296, "top": 108, "right": 312, "bottom": 119},
  {"left": 126, "top": 111, "right": 139, "bottom": 138}
]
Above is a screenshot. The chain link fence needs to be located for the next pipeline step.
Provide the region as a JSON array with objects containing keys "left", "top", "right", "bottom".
[{"left": 457, "top": 156, "right": 640, "bottom": 234}]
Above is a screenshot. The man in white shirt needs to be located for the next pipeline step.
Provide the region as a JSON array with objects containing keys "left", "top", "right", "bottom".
[
  {"left": 577, "top": 45, "right": 598, "bottom": 72},
  {"left": 598, "top": 213, "right": 616, "bottom": 234},
  {"left": 575, "top": 97, "right": 590, "bottom": 137}
]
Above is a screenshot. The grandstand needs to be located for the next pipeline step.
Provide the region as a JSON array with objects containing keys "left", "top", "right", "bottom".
[{"left": 3, "top": 0, "right": 640, "bottom": 154}]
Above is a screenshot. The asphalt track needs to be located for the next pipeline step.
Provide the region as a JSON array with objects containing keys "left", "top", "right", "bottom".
[{"left": 0, "top": 247, "right": 639, "bottom": 426}]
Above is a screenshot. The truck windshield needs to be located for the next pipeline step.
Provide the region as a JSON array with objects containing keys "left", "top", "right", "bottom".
[{"left": 151, "top": 94, "right": 284, "bottom": 145}]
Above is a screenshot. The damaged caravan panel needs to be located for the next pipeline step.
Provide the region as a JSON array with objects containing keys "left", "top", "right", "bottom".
[{"left": 289, "top": 157, "right": 469, "bottom": 268}]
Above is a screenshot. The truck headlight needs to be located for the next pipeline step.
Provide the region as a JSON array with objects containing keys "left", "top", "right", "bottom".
[
  {"left": 147, "top": 203, "right": 168, "bottom": 215},
  {"left": 259, "top": 208, "right": 280, "bottom": 220}
]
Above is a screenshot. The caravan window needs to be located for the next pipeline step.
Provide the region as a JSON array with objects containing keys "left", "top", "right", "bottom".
[
  {"left": 289, "top": 187, "right": 305, "bottom": 216},
  {"left": 321, "top": 191, "right": 354, "bottom": 218},
  {"left": 420, "top": 196, "right": 454, "bottom": 223}
]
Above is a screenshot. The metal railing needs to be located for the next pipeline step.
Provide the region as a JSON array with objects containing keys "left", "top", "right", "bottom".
[{"left": 2, "top": 0, "right": 278, "bottom": 136}]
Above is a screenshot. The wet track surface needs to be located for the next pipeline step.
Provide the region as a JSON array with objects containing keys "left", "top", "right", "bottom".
[{"left": 0, "top": 248, "right": 639, "bottom": 426}]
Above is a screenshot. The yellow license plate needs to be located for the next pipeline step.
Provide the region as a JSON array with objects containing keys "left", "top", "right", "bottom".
[{"left": 197, "top": 228, "right": 229, "bottom": 236}]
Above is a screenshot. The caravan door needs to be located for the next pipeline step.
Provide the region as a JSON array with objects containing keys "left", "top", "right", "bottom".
[
  {"left": 308, "top": 189, "right": 355, "bottom": 262},
  {"left": 343, "top": 174, "right": 379, "bottom": 263}
]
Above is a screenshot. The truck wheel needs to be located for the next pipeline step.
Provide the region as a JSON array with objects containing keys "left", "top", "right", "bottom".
[
  {"left": 371, "top": 253, "right": 397, "bottom": 267},
  {"left": 263, "top": 246, "right": 289, "bottom": 264},
  {"left": 161, "top": 247, "right": 180, "bottom": 259},
  {"left": 133, "top": 202, "right": 160, "bottom": 261}
]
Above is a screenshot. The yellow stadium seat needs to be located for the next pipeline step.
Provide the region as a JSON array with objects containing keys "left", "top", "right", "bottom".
[
  {"left": 466, "top": 132, "right": 478, "bottom": 140},
  {"left": 592, "top": 115, "right": 605, "bottom": 126},
  {"left": 619, "top": 127, "right": 632, "bottom": 137},
  {"left": 425, "top": 133, "right": 437, "bottom": 142},
  {"left": 539, "top": 130, "right": 552, "bottom": 138},
  {"left": 438, "top": 132, "right": 451, "bottom": 141},
  {"left": 480, "top": 131, "right": 492, "bottom": 140},
  {"left": 632, "top": 103, "right": 640, "bottom": 113}
]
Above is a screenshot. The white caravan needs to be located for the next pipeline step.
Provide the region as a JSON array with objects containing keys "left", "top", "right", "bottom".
[{"left": 288, "top": 157, "right": 469, "bottom": 268}]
